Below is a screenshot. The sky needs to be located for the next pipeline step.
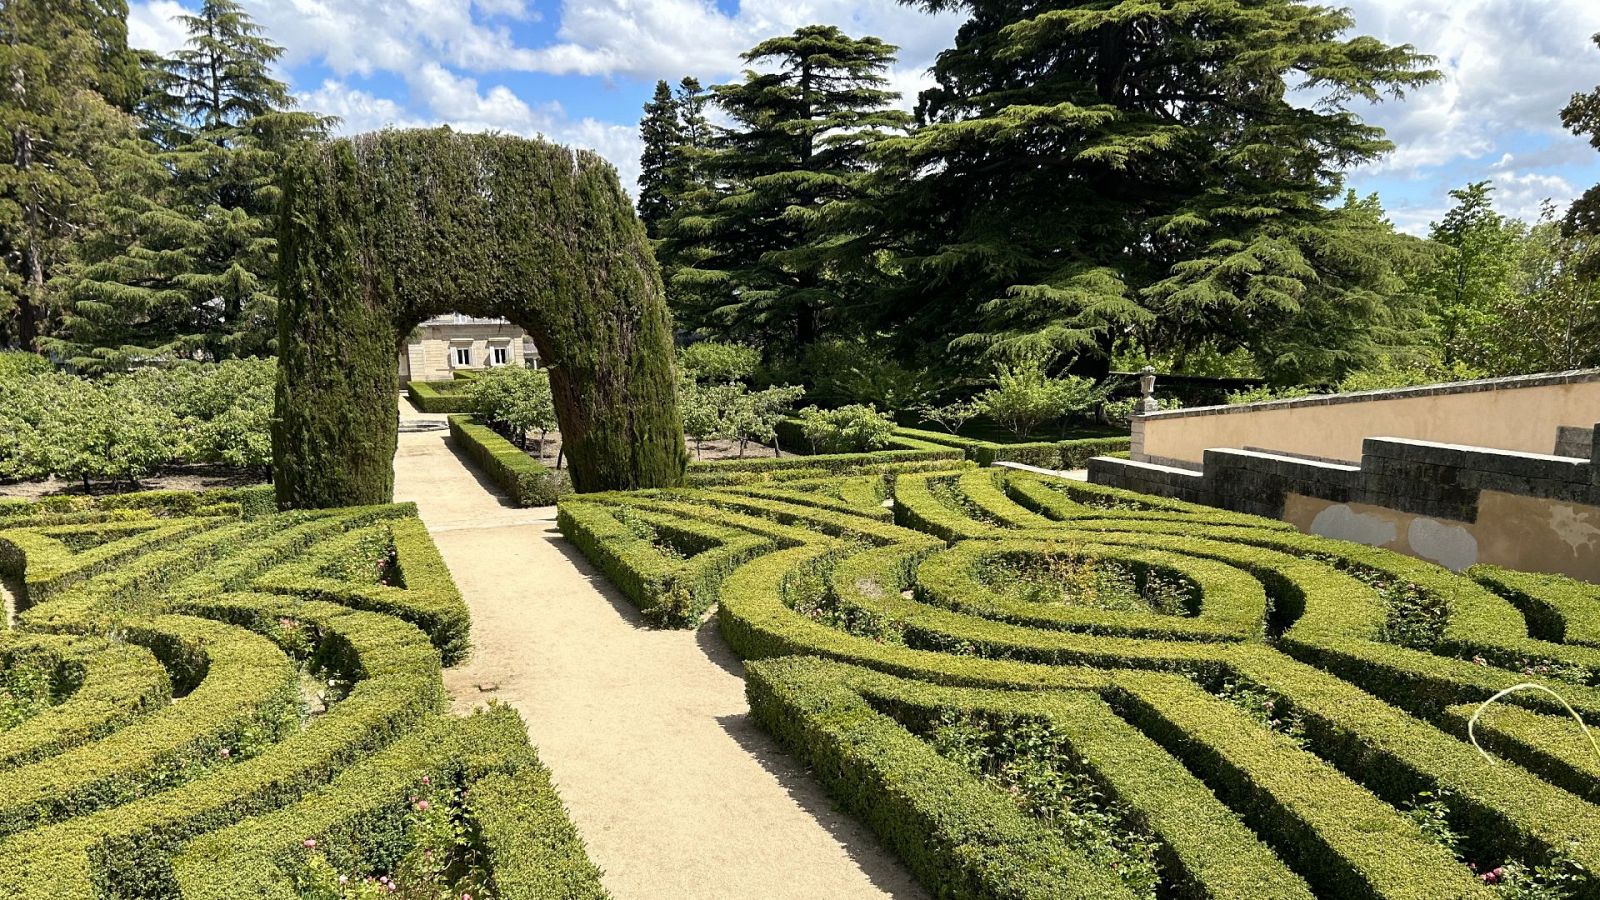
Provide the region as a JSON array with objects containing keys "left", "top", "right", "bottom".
[{"left": 125, "top": 0, "right": 1600, "bottom": 236}]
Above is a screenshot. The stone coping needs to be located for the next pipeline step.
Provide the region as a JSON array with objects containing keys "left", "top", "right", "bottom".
[{"left": 1137, "top": 367, "right": 1600, "bottom": 421}]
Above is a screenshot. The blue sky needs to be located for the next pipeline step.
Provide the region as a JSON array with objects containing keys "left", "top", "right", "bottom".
[{"left": 127, "top": 0, "right": 1600, "bottom": 235}]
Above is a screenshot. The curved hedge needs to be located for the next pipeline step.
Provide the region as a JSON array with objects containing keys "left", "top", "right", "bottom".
[
  {"left": 0, "top": 488, "right": 605, "bottom": 898},
  {"left": 563, "top": 463, "right": 1600, "bottom": 899},
  {"left": 275, "top": 128, "right": 685, "bottom": 508}
]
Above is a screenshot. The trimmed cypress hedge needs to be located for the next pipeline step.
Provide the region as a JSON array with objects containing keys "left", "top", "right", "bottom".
[
  {"left": 447, "top": 414, "right": 569, "bottom": 507},
  {"left": 275, "top": 129, "right": 685, "bottom": 509}
]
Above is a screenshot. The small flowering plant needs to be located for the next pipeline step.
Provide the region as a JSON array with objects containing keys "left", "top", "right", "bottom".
[{"left": 291, "top": 775, "right": 494, "bottom": 899}]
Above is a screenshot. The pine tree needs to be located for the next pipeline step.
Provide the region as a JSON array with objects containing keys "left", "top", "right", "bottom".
[
  {"left": 50, "top": 0, "right": 330, "bottom": 370},
  {"left": 663, "top": 26, "right": 910, "bottom": 353},
  {"left": 0, "top": 0, "right": 136, "bottom": 350},
  {"left": 673, "top": 77, "right": 715, "bottom": 192},
  {"left": 637, "top": 81, "right": 684, "bottom": 238},
  {"left": 862, "top": 0, "right": 1437, "bottom": 377}
]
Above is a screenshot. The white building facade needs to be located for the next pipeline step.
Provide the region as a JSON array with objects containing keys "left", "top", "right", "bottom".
[{"left": 399, "top": 314, "right": 540, "bottom": 381}]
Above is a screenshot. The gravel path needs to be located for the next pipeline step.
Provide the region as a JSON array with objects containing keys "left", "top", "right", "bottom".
[{"left": 394, "top": 401, "right": 924, "bottom": 900}]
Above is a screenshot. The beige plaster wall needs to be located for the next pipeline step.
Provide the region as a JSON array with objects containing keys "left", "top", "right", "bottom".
[
  {"left": 1283, "top": 491, "right": 1600, "bottom": 582},
  {"left": 1139, "top": 376, "right": 1600, "bottom": 466},
  {"left": 400, "top": 325, "right": 527, "bottom": 381}
]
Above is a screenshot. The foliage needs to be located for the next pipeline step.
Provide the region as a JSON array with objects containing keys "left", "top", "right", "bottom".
[
  {"left": 1101, "top": 396, "right": 1182, "bottom": 426},
  {"left": 1498, "top": 206, "right": 1600, "bottom": 372},
  {"left": 679, "top": 341, "right": 760, "bottom": 384},
  {"left": 660, "top": 26, "right": 911, "bottom": 351},
  {"left": 0, "top": 492, "right": 605, "bottom": 898},
  {"left": 568, "top": 465, "right": 1600, "bottom": 898},
  {"left": 465, "top": 366, "right": 557, "bottom": 449},
  {"left": 0, "top": 372, "right": 181, "bottom": 488},
  {"left": 0, "top": 359, "right": 274, "bottom": 487},
  {"left": 680, "top": 381, "right": 804, "bottom": 457},
  {"left": 637, "top": 80, "right": 686, "bottom": 238},
  {"left": 1224, "top": 385, "right": 1315, "bottom": 406},
  {"left": 975, "top": 358, "right": 1106, "bottom": 438},
  {"left": 1562, "top": 33, "right": 1600, "bottom": 276},
  {"left": 930, "top": 712, "right": 1162, "bottom": 898},
  {"left": 1242, "top": 192, "right": 1439, "bottom": 385},
  {"left": 1408, "top": 184, "right": 1600, "bottom": 377},
  {"left": 275, "top": 129, "right": 686, "bottom": 508},
  {"left": 1335, "top": 357, "right": 1484, "bottom": 393},
  {"left": 1418, "top": 182, "right": 1528, "bottom": 373},
  {"left": 798, "top": 338, "right": 936, "bottom": 412},
  {"left": 0, "top": 350, "right": 50, "bottom": 381},
  {"left": 917, "top": 400, "right": 980, "bottom": 435},
  {"left": 842, "top": 0, "right": 1436, "bottom": 377},
  {"left": 0, "top": 0, "right": 137, "bottom": 348},
  {"left": 794, "top": 404, "right": 896, "bottom": 454},
  {"left": 48, "top": 0, "right": 330, "bottom": 372}
]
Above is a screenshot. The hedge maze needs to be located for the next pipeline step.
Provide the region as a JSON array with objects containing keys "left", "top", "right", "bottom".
[
  {"left": 0, "top": 488, "right": 604, "bottom": 899},
  {"left": 562, "top": 465, "right": 1600, "bottom": 899}
]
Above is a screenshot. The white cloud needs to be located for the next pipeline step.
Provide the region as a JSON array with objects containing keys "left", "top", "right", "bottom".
[
  {"left": 300, "top": 69, "right": 646, "bottom": 194},
  {"left": 1490, "top": 170, "right": 1576, "bottom": 223},
  {"left": 127, "top": 0, "right": 192, "bottom": 54},
  {"left": 1341, "top": 0, "right": 1600, "bottom": 176},
  {"left": 298, "top": 80, "right": 427, "bottom": 133},
  {"left": 230, "top": 0, "right": 550, "bottom": 75},
  {"left": 522, "top": 0, "right": 960, "bottom": 89}
]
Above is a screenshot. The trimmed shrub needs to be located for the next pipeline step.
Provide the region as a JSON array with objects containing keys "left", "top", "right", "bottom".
[
  {"left": 275, "top": 129, "right": 685, "bottom": 508},
  {"left": 406, "top": 380, "right": 474, "bottom": 413},
  {"left": 0, "top": 487, "right": 603, "bottom": 897},
  {"left": 564, "top": 462, "right": 1600, "bottom": 897},
  {"left": 447, "top": 415, "right": 569, "bottom": 506}
]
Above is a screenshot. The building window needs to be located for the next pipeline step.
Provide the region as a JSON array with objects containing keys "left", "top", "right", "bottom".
[
  {"left": 491, "top": 345, "right": 509, "bottom": 366},
  {"left": 453, "top": 346, "right": 471, "bottom": 367}
]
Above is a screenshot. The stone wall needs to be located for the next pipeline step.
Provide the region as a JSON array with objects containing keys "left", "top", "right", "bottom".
[
  {"left": 1089, "top": 431, "right": 1600, "bottom": 581},
  {"left": 1132, "top": 369, "right": 1600, "bottom": 467}
]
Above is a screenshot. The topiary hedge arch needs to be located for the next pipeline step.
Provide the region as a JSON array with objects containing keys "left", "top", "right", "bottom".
[{"left": 273, "top": 129, "right": 686, "bottom": 509}]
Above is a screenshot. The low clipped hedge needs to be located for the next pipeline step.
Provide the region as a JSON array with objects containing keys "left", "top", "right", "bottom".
[
  {"left": 0, "top": 489, "right": 604, "bottom": 897},
  {"left": 1470, "top": 564, "right": 1600, "bottom": 647},
  {"left": 558, "top": 499, "right": 777, "bottom": 626},
  {"left": 748, "top": 657, "right": 1316, "bottom": 900},
  {"left": 561, "top": 462, "right": 1600, "bottom": 897},
  {"left": 891, "top": 425, "right": 1131, "bottom": 469},
  {"left": 172, "top": 706, "right": 606, "bottom": 900},
  {"left": 406, "top": 380, "right": 474, "bottom": 413},
  {"left": 690, "top": 446, "right": 964, "bottom": 479},
  {"left": 448, "top": 415, "right": 569, "bottom": 506},
  {"left": 0, "top": 638, "right": 171, "bottom": 769}
]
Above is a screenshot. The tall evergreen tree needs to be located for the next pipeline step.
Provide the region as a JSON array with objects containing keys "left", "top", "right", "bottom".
[
  {"left": 637, "top": 80, "right": 684, "bottom": 237},
  {"left": 858, "top": 0, "right": 1436, "bottom": 378},
  {"left": 50, "top": 0, "right": 330, "bottom": 370},
  {"left": 0, "top": 0, "right": 137, "bottom": 349},
  {"left": 664, "top": 26, "right": 910, "bottom": 353}
]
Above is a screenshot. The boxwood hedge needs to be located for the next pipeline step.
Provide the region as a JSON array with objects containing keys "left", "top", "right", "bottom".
[
  {"left": 0, "top": 488, "right": 605, "bottom": 898},
  {"left": 563, "top": 460, "right": 1600, "bottom": 899}
]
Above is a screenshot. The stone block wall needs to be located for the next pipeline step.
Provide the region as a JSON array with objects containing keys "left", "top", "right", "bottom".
[{"left": 1088, "top": 429, "right": 1600, "bottom": 581}]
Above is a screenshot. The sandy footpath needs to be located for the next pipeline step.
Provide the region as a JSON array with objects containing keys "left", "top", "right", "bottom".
[{"left": 393, "top": 401, "right": 925, "bottom": 899}]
